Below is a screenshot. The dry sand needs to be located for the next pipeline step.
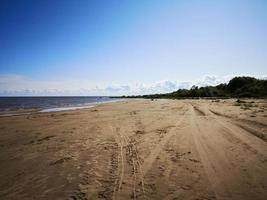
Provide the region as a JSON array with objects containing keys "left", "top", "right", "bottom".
[{"left": 0, "top": 99, "right": 266, "bottom": 200}]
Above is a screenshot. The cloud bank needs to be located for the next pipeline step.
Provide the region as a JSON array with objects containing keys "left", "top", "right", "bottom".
[{"left": 0, "top": 74, "right": 265, "bottom": 96}]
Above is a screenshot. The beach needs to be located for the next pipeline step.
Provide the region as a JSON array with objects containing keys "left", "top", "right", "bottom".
[{"left": 0, "top": 99, "right": 266, "bottom": 200}]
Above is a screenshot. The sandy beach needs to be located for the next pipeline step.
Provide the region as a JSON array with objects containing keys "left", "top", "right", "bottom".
[{"left": 0, "top": 99, "right": 266, "bottom": 200}]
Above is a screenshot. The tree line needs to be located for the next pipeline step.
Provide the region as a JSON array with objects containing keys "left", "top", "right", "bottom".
[{"left": 122, "top": 76, "right": 267, "bottom": 99}]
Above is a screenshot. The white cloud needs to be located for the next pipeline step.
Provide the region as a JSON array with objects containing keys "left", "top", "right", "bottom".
[{"left": 0, "top": 74, "right": 265, "bottom": 96}]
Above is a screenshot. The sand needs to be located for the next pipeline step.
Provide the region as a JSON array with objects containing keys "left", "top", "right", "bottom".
[{"left": 0, "top": 99, "right": 266, "bottom": 200}]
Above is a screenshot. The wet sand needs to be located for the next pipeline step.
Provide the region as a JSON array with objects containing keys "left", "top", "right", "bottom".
[{"left": 0, "top": 99, "right": 266, "bottom": 200}]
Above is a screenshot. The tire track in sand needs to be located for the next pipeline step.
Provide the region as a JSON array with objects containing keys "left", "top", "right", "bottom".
[
  {"left": 190, "top": 105, "right": 234, "bottom": 200},
  {"left": 189, "top": 104, "right": 267, "bottom": 200},
  {"left": 205, "top": 108, "right": 267, "bottom": 157},
  {"left": 141, "top": 108, "right": 188, "bottom": 176},
  {"left": 111, "top": 126, "right": 146, "bottom": 200},
  {"left": 110, "top": 126, "right": 125, "bottom": 200},
  {"left": 124, "top": 133, "right": 146, "bottom": 199}
]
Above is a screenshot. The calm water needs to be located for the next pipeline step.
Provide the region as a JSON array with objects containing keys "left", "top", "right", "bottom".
[{"left": 0, "top": 96, "right": 119, "bottom": 111}]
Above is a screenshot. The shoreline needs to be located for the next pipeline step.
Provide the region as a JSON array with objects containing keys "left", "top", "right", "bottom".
[{"left": 0, "top": 98, "right": 127, "bottom": 117}]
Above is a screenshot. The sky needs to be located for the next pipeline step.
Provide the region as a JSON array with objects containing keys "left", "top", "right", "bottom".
[{"left": 0, "top": 0, "right": 267, "bottom": 96}]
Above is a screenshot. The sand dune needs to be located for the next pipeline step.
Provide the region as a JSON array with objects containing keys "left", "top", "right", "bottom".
[{"left": 0, "top": 99, "right": 266, "bottom": 200}]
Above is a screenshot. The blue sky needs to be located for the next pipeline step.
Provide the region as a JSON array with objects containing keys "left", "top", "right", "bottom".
[{"left": 0, "top": 0, "right": 266, "bottom": 96}]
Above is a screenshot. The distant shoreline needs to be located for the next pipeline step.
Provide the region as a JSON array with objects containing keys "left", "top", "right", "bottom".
[{"left": 0, "top": 97, "right": 126, "bottom": 117}]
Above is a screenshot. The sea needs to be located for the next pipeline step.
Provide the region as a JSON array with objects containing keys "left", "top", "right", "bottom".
[{"left": 0, "top": 96, "right": 123, "bottom": 113}]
